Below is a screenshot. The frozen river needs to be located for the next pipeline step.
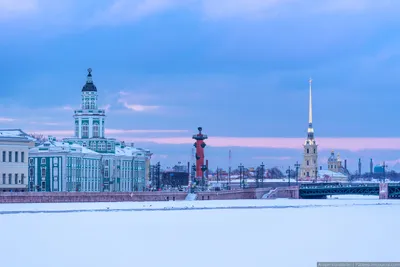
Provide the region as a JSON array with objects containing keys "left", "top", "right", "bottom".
[{"left": 0, "top": 196, "right": 399, "bottom": 267}]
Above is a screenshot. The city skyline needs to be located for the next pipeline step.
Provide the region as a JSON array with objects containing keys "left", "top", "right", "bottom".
[{"left": 1, "top": 0, "right": 400, "bottom": 170}]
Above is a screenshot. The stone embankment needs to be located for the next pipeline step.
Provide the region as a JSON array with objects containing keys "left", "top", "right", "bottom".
[{"left": 0, "top": 187, "right": 300, "bottom": 203}]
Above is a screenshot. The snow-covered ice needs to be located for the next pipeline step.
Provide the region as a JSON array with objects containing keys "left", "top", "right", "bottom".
[{"left": 0, "top": 196, "right": 399, "bottom": 267}]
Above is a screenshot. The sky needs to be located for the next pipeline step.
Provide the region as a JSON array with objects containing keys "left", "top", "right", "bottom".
[{"left": 1, "top": 0, "right": 400, "bottom": 172}]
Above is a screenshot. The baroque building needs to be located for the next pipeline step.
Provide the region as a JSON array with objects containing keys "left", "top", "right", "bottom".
[
  {"left": 0, "top": 129, "right": 35, "bottom": 192},
  {"left": 328, "top": 150, "right": 342, "bottom": 172},
  {"left": 28, "top": 69, "right": 152, "bottom": 192},
  {"left": 300, "top": 78, "right": 318, "bottom": 180}
]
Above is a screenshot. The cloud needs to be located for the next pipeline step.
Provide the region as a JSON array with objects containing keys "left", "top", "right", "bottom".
[
  {"left": 101, "top": 104, "right": 111, "bottom": 112},
  {"left": 200, "top": 0, "right": 400, "bottom": 19},
  {"left": 25, "top": 128, "right": 188, "bottom": 137},
  {"left": 29, "top": 121, "right": 66, "bottom": 126},
  {"left": 252, "top": 156, "right": 292, "bottom": 161},
  {"left": 117, "top": 91, "right": 161, "bottom": 112},
  {"left": 0, "top": 0, "right": 38, "bottom": 19},
  {"left": 121, "top": 102, "right": 160, "bottom": 112},
  {"left": 61, "top": 105, "right": 74, "bottom": 111},
  {"left": 89, "top": 0, "right": 185, "bottom": 26},
  {"left": 0, "top": 117, "right": 16, "bottom": 122},
  {"left": 113, "top": 137, "right": 400, "bottom": 152}
]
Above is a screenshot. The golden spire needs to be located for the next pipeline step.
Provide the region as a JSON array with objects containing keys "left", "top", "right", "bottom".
[{"left": 309, "top": 77, "right": 313, "bottom": 125}]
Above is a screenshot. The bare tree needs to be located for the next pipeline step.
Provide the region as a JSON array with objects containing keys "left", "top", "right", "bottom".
[{"left": 28, "top": 133, "right": 48, "bottom": 145}]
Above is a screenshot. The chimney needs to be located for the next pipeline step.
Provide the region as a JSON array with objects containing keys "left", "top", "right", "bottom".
[{"left": 344, "top": 159, "right": 347, "bottom": 170}]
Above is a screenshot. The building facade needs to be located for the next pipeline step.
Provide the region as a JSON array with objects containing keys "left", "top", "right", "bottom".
[
  {"left": 300, "top": 78, "right": 318, "bottom": 180},
  {"left": 0, "top": 129, "right": 35, "bottom": 192},
  {"left": 28, "top": 69, "right": 152, "bottom": 192},
  {"left": 328, "top": 151, "right": 342, "bottom": 172}
]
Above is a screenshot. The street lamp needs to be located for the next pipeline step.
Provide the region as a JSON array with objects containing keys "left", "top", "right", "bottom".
[
  {"left": 294, "top": 161, "right": 300, "bottom": 185},
  {"left": 260, "top": 162, "right": 265, "bottom": 188},
  {"left": 239, "top": 163, "right": 244, "bottom": 189},
  {"left": 286, "top": 166, "right": 291, "bottom": 187},
  {"left": 201, "top": 164, "right": 207, "bottom": 191}
]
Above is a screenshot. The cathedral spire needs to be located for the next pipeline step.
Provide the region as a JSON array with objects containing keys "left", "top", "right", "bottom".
[
  {"left": 309, "top": 77, "right": 312, "bottom": 125},
  {"left": 307, "top": 78, "right": 314, "bottom": 139}
]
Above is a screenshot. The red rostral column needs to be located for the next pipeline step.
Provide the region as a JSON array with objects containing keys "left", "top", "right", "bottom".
[{"left": 192, "top": 127, "right": 208, "bottom": 178}]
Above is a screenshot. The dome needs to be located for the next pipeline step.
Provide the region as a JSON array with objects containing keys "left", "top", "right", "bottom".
[{"left": 82, "top": 68, "right": 97, "bottom": 92}]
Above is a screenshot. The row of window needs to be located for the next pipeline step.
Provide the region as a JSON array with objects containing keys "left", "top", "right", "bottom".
[
  {"left": 1, "top": 151, "right": 25, "bottom": 163},
  {"left": 306, "top": 148, "right": 316, "bottom": 154},
  {"left": 1, "top": 173, "right": 25, "bottom": 185},
  {"left": 75, "top": 124, "right": 105, "bottom": 139},
  {"left": 306, "top": 160, "right": 317, "bottom": 166}
]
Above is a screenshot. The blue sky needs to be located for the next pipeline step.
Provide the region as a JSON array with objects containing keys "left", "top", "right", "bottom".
[{"left": 1, "top": 0, "right": 400, "bottom": 172}]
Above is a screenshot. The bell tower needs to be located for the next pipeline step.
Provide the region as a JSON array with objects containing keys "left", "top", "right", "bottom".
[{"left": 300, "top": 78, "right": 318, "bottom": 180}]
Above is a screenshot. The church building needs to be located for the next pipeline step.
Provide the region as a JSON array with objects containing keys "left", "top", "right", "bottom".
[
  {"left": 28, "top": 69, "right": 152, "bottom": 192},
  {"left": 300, "top": 78, "right": 318, "bottom": 180}
]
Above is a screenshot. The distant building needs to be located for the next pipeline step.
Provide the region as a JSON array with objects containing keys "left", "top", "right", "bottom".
[
  {"left": 0, "top": 129, "right": 35, "bottom": 192},
  {"left": 328, "top": 151, "right": 342, "bottom": 172},
  {"left": 300, "top": 78, "right": 318, "bottom": 180},
  {"left": 28, "top": 69, "right": 152, "bottom": 192}
]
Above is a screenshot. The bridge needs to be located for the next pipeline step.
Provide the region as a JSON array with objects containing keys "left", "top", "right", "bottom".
[{"left": 299, "top": 183, "right": 400, "bottom": 199}]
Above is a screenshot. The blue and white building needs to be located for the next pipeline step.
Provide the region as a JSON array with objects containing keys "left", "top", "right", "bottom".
[{"left": 28, "top": 69, "right": 152, "bottom": 192}]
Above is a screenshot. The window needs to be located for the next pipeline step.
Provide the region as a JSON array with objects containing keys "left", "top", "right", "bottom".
[
  {"left": 2, "top": 174, "right": 5, "bottom": 184},
  {"left": 83, "top": 142, "right": 87, "bottom": 147},
  {"left": 21, "top": 152, "right": 25, "bottom": 163},
  {"left": 93, "top": 124, "right": 99, "bottom": 138},
  {"left": 29, "top": 167, "right": 34, "bottom": 178},
  {"left": 75, "top": 123, "right": 79, "bottom": 137},
  {"left": 15, "top": 174, "right": 18, "bottom": 184},
  {"left": 105, "top": 160, "right": 108, "bottom": 166},
  {"left": 2, "top": 151, "right": 5, "bottom": 162},
  {"left": 41, "top": 158, "right": 46, "bottom": 164},
  {"left": 307, "top": 160, "right": 309, "bottom": 166},
  {"left": 307, "top": 172, "right": 309, "bottom": 177},
  {"left": 29, "top": 158, "right": 34, "bottom": 165},
  {"left": 8, "top": 174, "right": 12, "bottom": 184},
  {"left": 90, "top": 101, "right": 95, "bottom": 109},
  {"left": 21, "top": 174, "right": 25, "bottom": 184},
  {"left": 313, "top": 149, "right": 316, "bottom": 153},
  {"left": 41, "top": 181, "right": 46, "bottom": 191},
  {"left": 8, "top": 151, "right": 12, "bottom": 162},
  {"left": 306, "top": 148, "right": 309, "bottom": 154},
  {"left": 105, "top": 169, "right": 109, "bottom": 177},
  {"left": 41, "top": 168, "right": 46, "bottom": 178},
  {"left": 107, "top": 143, "right": 111, "bottom": 151},
  {"left": 82, "top": 124, "right": 89, "bottom": 138},
  {"left": 15, "top": 152, "right": 18, "bottom": 162}
]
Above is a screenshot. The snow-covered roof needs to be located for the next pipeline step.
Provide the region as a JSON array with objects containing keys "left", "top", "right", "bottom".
[
  {"left": 318, "top": 169, "right": 348, "bottom": 178},
  {"left": 115, "top": 145, "right": 151, "bottom": 157},
  {"left": 30, "top": 140, "right": 99, "bottom": 155},
  {"left": 0, "top": 129, "right": 35, "bottom": 142}
]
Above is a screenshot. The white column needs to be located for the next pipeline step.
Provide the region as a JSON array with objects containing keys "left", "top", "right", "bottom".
[
  {"left": 89, "top": 117, "right": 93, "bottom": 138},
  {"left": 78, "top": 118, "right": 82, "bottom": 139}
]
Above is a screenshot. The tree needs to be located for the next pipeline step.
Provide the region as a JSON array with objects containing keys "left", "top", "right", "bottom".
[{"left": 28, "top": 133, "right": 48, "bottom": 145}]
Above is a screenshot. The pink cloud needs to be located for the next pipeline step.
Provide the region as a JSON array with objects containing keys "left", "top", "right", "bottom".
[
  {"left": 0, "top": 117, "right": 16, "bottom": 122},
  {"left": 25, "top": 129, "right": 188, "bottom": 137},
  {"left": 117, "top": 137, "right": 400, "bottom": 152},
  {"left": 252, "top": 156, "right": 292, "bottom": 160}
]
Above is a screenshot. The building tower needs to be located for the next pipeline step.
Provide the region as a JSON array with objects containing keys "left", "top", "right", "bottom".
[
  {"left": 300, "top": 78, "right": 318, "bottom": 180},
  {"left": 74, "top": 68, "right": 105, "bottom": 139},
  {"left": 64, "top": 68, "right": 117, "bottom": 154},
  {"left": 192, "top": 127, "right": 208, "bottom": 178}
]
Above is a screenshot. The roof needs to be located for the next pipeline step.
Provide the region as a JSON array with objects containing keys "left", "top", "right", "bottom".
[
  {"left": 82, "top": 68, "right": 97, "bottom": 92},
  {"left": 318, "top": 169, "right": 348, "bottom": 178},
  {"left": 0, "top": 129, "right": 35, "bottom": 142},
  {"left": 115, "top": 145, "right": 150, "bottom": 157},
  {"left": 30, "top": 140, "right": 99, "bottom": 155}
]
